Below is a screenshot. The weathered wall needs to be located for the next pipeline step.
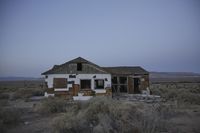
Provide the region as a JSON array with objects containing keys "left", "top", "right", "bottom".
[
  {"left": 139, "top": 74, "right": 149, "bottom": 90},
  {"left": 45, "top": 74, "right": 111, "bottom": 93},
  {"left": 123, "top": 74, "right": 150, "bottom": 94},
  {"left": 128, "top": 77, "right": 134, "bottom": 93}
]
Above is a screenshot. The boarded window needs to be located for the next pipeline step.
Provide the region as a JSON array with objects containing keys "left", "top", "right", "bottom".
[
  {"left": 53, "top": 78, "right": 67, "bottom": 88},
  {"left": 95, "top": 79, "right": 104, "bottom": 89},
  {"left": 80, "top": 80, "right": 91, "bottom": 89},
  {"left": 77, "top": 63, "right": 82, "bottom": 71}
]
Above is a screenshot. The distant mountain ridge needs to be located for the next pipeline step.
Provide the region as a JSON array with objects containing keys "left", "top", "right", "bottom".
[
  {"left": 0, "top": 77, "right": 43, "bottom": 81},
  {"left": 150, "top": 72, "right": 200, "bottom": 83},
  {"left": 150, "top": 72, "right": 200, "bottom": 78}
]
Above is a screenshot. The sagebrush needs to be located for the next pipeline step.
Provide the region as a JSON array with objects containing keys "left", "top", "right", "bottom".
[{"left": 51, "top": 97, "right": 175, "bottom": 133}]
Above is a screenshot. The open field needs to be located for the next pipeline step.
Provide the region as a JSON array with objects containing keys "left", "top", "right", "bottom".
[{"left": 0, "top": 78, "right": 200, "bottom": 133}]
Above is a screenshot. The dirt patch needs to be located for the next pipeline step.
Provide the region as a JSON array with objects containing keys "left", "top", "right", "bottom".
[{"left": 7, "top": 113, "right": 58, "bottom": 133}]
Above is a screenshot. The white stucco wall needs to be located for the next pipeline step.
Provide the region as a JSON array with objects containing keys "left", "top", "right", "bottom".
[{"left": 45, "top": 74, "right": 111, "bottom": 93}]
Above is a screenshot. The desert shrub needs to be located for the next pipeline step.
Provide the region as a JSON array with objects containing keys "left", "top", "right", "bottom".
[
  {"left": 0, "top": 87, "right": 17, "bottom": 93},
  {"left": 0, "top": 107, "right": 22, "bottom": 132},
  {"left": 52, "top": 97, "right": 170, "bottom": 133},
  {"left": 30, "top": 88, "right": 45, "bottom": 97},
  {"left": 164, "top": 89, "right": 178, "bottom": 100},
  {"left": 12, "top": 88, "right": 45, "bottom": 100},
  {"left": 150, "top": 83, "right": 200, "bottom": 105},
  {"left": 0, "top": 93, "right": 9, "bottom": 107},
  {"left": 189, "top": 85, "right": 200, "bottom": 93},
  {"left": 0, "top": 107, "right": 21, "bottom": 124},
  {"left": 0, "top": 93, "right": 9, "bottom": 100},
  {"left": 35, "top": 97, "right": 70, "bottom": 114},
  {"left": 177, "top": 92, "right": 200, "bottom": 105},
  {"left": 0, "top": 100, "right": 8, "bottom": 107},
  {"left": 140, "top": 114, "right": 167, "bottom": 133}
]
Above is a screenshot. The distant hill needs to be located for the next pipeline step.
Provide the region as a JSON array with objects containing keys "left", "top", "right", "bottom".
[
  {"left": 0, "top": 77, "right": 44, "bottom": 81},
  {"left": 150, "top": 72, "right": 200, "bottom": 83}
]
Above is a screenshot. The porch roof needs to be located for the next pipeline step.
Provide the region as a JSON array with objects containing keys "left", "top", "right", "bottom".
[{"left": 102, "top": 66, "right": 149, "bottom": 75}]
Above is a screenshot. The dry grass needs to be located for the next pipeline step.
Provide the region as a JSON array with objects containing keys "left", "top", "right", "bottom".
[
  {"left": 0, "top": 80, "right": 46, "bottom": 132},
  {"left": 0, "top": 81, "right": 200, "bottom": 133},
  {"left": 0, "top": 107, "right": 22, "bottom": 132},
  {"left": 35, "top": 97, "right": 71, "bottom": 114},
  {"left": 12, "top": 87, "right": 45, "bottom": 100},
  {"left": 150, "top": 83, "right": 200, "bottom": 105},
  {"left": 50, "top": 97, "right": 176, "bottom": 133},
  {"left": 0, "top": 80, "right": 46, "bottom": 101},
  {"left": 0, "top": 93, "right": 9, "bottom": 100}
]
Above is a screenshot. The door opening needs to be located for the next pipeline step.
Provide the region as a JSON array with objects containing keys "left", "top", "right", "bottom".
[{"left": 134, "top": 78, "right": 140, "bottom": 93}]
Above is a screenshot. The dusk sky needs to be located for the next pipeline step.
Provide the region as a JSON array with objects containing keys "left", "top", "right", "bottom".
[{"left": 0, "top": 0, "right": 200, "bottom": 77}]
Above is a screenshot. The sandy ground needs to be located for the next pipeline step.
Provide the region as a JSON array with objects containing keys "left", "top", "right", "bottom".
[
  {"left": 5, "top": 99, "right": 57, "bottom": 133},
  {"left": 7, "top": 114, "right": 54, "bottom": 133},
  {"left": 170, "top": 108, "right": 200, "bottom": 133}
]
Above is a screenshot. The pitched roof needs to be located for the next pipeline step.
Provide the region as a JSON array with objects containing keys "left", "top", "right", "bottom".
[
  {"left": 67, "top": 57, "right": 91, "bottom": 63},
  {"left": 42, "top": 57, "right": 149, "bottom": 75},
  {"left": 102, "top": 66, "right": 149, "bottom": 75},
  {"left": 42, "top": 57, "right": 108, "bottom": 75}
]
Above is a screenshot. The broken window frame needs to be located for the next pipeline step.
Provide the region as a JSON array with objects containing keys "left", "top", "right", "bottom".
[
  {"left": 94, "top": 79, "right": 104, "bottom": 89},
  {"left": 80, "top": 79, "right": 91, "bottom": 89},
  {"left": 112, "top": 76, "right": 128, "bottom": 93}
]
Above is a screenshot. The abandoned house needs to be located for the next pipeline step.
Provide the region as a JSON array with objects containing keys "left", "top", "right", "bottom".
[{"left": 42, "top": 57, "right": 149, "bottom": 100}]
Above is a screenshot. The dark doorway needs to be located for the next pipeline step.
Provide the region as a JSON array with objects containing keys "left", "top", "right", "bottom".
[
  {"left": 134, "top": 78, "right": 140, "bottom": 93},
  {"left": 111, "top": 76, "right": 128, "bottom": 93}
]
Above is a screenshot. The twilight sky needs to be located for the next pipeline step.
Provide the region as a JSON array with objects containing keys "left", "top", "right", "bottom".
[{"left": 0, "top": 0, "right": 200, "bottom": 77}]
